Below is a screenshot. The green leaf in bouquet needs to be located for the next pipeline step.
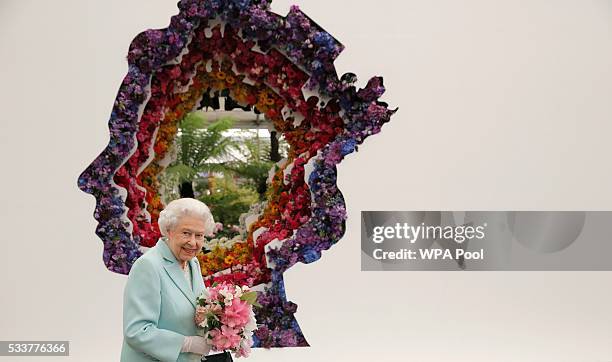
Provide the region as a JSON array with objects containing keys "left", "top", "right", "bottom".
[
  {"left": 239, "top": 291, "right": 257, "bottom": 304},
  {"left": 210, "top": 318, "right": 221, "bottom": 329},
  {"left": 240, "top": 291, "right": 262, "bottom": 308}
]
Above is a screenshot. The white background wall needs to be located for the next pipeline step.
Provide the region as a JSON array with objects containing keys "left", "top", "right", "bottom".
[{"left": 1, "top": 0, "right": 611, "bottom": 361}]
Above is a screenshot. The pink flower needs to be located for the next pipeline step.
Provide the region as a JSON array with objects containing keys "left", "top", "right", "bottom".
[
  {"left": 196, "top": 303, "right": 222, "bottom": 323},
  {"left": 195, "top": 306, "right": 207, "bottom": 326},
  {"left": 220, "top": 298, "right": 251, "bottom": 328},
  {"left": 236, "top": 343, "right": 251, "bottom": 358},
  {"left": 207, "top": 287, "right": 220, "bottom": 301},
  {"left": 209, "top": 325, "right": 241, "bottom": 350}
]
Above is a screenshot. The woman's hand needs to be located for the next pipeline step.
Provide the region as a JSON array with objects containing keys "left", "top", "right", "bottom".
[{"left": 181, "top": 336, "right": 211, "bottom": 355}]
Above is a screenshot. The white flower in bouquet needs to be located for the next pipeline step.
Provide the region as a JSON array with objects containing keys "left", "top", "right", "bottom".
[{"left": 233, "top": 285, "right": 243, "bottom": 298}]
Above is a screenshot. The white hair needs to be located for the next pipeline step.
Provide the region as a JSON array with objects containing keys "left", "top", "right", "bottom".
[{"left": 158, "top": 198, "right": 216, "bottom": 237}]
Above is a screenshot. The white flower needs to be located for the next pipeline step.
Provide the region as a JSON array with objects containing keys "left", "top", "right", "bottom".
[
  {"left": 219, "top": 288, "right": 233, "bottom": 300},
  {"left": 234, "top": 285, "right": 243, "bottom": 298},
  {"left": 240, "top": 336, "right": 253, "bottom": 349},
  {"left": 244, "top": 316, "right": 257, "bottom": 333}
]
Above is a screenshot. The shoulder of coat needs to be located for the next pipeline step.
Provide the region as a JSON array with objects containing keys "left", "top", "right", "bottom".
[{"left": 130, "top": 247, "right": 164, "bottom": 272}]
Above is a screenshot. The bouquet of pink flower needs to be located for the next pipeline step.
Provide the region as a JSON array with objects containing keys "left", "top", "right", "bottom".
[{"left": 195, "top": 281, "right": 260, "bottom": 358}]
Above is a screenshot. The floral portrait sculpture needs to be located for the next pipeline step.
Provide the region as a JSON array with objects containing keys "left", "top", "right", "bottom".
[{"left": 78, "top": 0, "right": 396, "bottom": 348}]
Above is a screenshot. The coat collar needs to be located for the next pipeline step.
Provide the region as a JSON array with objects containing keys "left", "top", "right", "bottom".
[{"left": 155, "top": 237, "right": 201, "bottom": 309}]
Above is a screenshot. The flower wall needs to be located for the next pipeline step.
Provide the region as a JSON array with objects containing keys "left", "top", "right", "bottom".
[{"left": 77, "top": 0, "right": 396, "bottom": 348}]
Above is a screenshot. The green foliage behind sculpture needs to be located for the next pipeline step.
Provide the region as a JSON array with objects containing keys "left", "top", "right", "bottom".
[{"left": 160, "top": 110, "right": 287, "bottom": 225}]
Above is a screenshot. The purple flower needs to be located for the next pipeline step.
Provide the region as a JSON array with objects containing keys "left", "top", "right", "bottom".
[{"left": 278, "top": 329, "right": 298, "bottom": 346}]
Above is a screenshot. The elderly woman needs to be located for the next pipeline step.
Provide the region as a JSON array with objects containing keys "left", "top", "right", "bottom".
[{"left": 120, "top": 198, "right": 215, "bottom": 362}]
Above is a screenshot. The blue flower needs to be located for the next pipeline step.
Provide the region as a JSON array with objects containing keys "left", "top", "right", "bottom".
[
  {"left": 308, "top": 169, "right": 318, "bottom": 184},
  {"left": 313, "top": 32, "right": 332, "bottom": 48},
  {"left": 252, "top": 334, "right": 260, "bottom": 347},
  {"left": 302, "top": 247, "right": 321, "bottom": 263},
  {"left": 340, "top": 139, "right": 356, "bottom": 156},
  {"left": 232, "top": 0, "right": 251, "bottom": 11}
]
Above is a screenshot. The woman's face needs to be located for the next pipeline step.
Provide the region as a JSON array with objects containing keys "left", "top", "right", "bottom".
[{"left": 166, "top": 213, "right": 207, "bottom": 264}]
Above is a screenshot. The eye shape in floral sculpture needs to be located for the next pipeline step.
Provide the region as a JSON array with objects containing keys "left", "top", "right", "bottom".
[{"left": 77, "top": 0, "right": 396, "bottom": 348}]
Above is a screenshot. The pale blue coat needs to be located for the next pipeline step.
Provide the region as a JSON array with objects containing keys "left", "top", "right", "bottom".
[{"left": 120, "top": 237, "right": 209, "bottom": 362}]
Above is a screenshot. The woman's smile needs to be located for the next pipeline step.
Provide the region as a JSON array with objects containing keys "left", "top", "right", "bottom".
[{"left": 182, "top": 246, "right": 198, "bottom": 255}]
